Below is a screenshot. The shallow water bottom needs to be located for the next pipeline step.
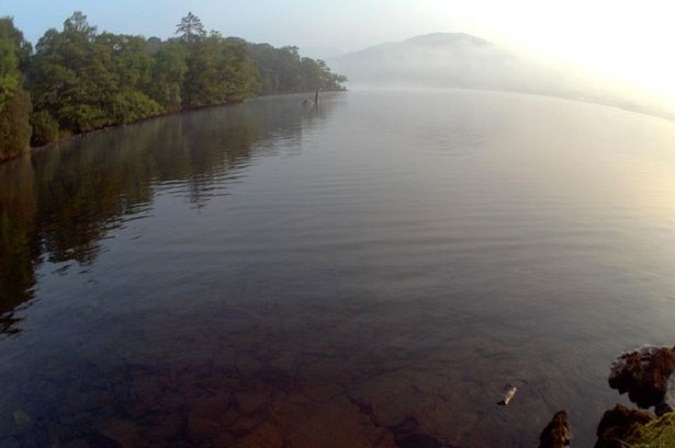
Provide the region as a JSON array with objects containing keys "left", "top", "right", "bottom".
[{"left": 0, "top": 292, "right": 621, "bottom": 448}]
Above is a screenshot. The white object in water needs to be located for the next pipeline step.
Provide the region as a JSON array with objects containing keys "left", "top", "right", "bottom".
[{"left": 499, "top": 386, "right": 518, "bottom": 405}]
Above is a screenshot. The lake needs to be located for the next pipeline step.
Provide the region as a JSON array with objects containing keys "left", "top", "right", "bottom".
[{"left": 2, "top": 89, "right": 675, "bottom": 447}]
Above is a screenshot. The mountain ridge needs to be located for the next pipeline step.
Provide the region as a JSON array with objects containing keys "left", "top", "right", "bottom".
[
  {"left": 326, "top": 32, "right": 675, "bottom": 121},
  {"left": 404, "top": 32, "right": 491, "bottom": 47}
]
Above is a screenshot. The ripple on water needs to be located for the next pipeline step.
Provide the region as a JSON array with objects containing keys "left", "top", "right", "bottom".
[{"left": 3, "top": 91, "right": 675, "bottom": 447}]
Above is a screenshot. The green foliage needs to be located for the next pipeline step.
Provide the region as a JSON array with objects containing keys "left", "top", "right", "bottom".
[
  {"left": 96, "top": 33, "right": 154, "bottom": 88},
  {"left": 59, "top": 104, "right": 110, "bottom": 133},
  {"left": 180, "top": 27, "right": 260, "bottom": 108},
  {"left": 148, "top": 43, "right": 187, "bottom": 112},
  {"left": 0, "top": 38, "right": 20, "bottom": 106},
  {"left": 110, "top": 90, "right": 163, "bottom": 124},
  {"left": 181, "top": 33, "right": 223, "bottom": 108},
  {"left": 223, "top": 37, "right": 261, "bottom": 98},
  {"left": 0, "top": 11, "right": 346, "bottom": 154},
  {"left": 247, "top": 43, "right": 347, "bottom": 94},
  {"left": 30, "top": 110, "right": 59, "bottom": 146},
  {"left": 0, "top": 88, "right": 31, "bottom": 160},
  {"left": 0, "top": 17, "right": 32, "bottom": 70},
  {"left": 29, "top": 12, "right": 163, "bottom": 135},
  {"left": 628, "top": 413, "right": 675, "bottom": 448},
  {"left": 30, "top": 14, "right": 106, "bottom": 133},
  {"left": 0, "top": 17, "right": 32, "bottom": 160}
]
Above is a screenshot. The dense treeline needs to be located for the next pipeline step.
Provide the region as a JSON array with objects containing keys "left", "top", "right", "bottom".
[
  {"left": 0, "top": 11, "right": 347, "bottom": 161},
  {"left": 0, "top": 18, "right": 32, "bottom": 160},
  {"left": 247, "top": 43, "right": 347, "bottom": 95}
]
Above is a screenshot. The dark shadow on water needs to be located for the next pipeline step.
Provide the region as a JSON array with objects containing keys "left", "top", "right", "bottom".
[
  {"left": 0, "top": 94, "right": 343, "bottom": 337},
  {"left": 0, "top": 156, "right": 37, "bottom": 337}
]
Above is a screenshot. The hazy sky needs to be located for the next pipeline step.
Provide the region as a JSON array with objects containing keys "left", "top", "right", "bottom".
[{"left": 4, "top": 0, "right": 675, "bottom": 99}]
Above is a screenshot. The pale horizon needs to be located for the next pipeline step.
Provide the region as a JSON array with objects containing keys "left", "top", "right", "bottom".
[{"left": 6, "top": 0, "right": 675, "bottom": 101}]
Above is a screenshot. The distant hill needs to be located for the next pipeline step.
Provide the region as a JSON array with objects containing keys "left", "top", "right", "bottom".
[
  {"left": 328, "top": 33, "right": 675, "bottom": 120},
  {"left": 328, "top": 33, "right": 569, "bottom": 92}
]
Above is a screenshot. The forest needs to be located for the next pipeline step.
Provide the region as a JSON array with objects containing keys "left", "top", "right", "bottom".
[{"left": 0, "top": 12, "right": 347, "bottom": 161}]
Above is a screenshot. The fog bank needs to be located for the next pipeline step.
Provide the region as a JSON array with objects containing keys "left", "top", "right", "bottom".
[{"left": 328, "top": 33, "right": 675, "bottom": 121}]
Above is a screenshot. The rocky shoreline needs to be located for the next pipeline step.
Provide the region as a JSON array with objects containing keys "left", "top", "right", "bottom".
[{"left": 538, "top": 345, "right": 675, "bottom": 448}]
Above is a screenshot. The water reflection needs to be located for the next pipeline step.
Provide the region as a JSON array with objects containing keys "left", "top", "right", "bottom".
[
  {"left": 0, "top": 94, "right": 339, "bottom": 337},
  {"left": 3, "top": 90, "right": 675, "bottom": 447},
  {"left": 0, "top": 157, "right": 37, "bottom": 336}
]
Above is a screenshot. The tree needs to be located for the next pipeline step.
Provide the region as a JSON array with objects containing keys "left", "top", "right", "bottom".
[
  {"left": 146, "top": 36, "right": 162, "bottom": 55},
  {"left": 0, "top": 88, "right": 31, "bottom": 158},
  {"left": 29, "top": 12, "right": 111, "bottom": 134},
  {"left": 246, "top": 42, "right": 347, "bottom": 94},
  {"left": 222, "top": 37, "right": 260, "bottom": 98},
  {"left": 0, "top": 16, "right": 31, "bottom": 108},
  {"left": 0, "top": 38, "right": 20, "bottom": 106},
  {"left": 148, "top": 43, "right": 187, "bottom": 113},
  {"left": 180, "top": 31, "right": 260, "bottom": 108},
  {"left": 63, "top": 11, "right": 96, "bottom": 39},
  {"left": 176, "top": 12, "right": 205, "bottom": 44},
  {"left": 0, "top": 17, "right": 32, "bottom": 160},
  {"left": 14, "top": 11, "right": 347, "bottom": 151},
  {"left": 95, "top": 32, "right": 162, "bottom": 123},
  {"left": 29, "top": 12, "right": 162, "bottom": 139},
  {"left": 0, "top": 16, "right": 32, "bottom": 71},
  {"left": 181, "top": 32, "right": 220, "bottom": 108}
]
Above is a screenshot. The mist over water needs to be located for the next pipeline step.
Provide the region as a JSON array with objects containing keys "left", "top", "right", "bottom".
[
  {"left": 2, "top": 90, "right": 675, "bottom": 446},
  {"left": 329, "top": 33, "right": 675, "bottom": 121}
]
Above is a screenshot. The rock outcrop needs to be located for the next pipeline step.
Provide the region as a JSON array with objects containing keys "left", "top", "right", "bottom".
[
  {"left": 538, "top": 410, "right": 572, "bottom": 448},
  {"left": 608, "top": 345, "right": 675, "bottom": 414},
  {"left": 593, "top": 403, "right": 654, "bottom": 448},
  {"left": 538, "top": 345, "right": 675, "bottom": 448}
]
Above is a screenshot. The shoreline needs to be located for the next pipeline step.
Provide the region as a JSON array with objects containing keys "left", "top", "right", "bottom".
[
  {"left": 24, "top": 100, "right": 247, "bottom": 159},
  {"left": 5, "top": 89, "right": 347, "bottom": 165}
]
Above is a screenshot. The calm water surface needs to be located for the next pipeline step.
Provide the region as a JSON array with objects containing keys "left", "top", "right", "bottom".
[{"left": 2, "top": 90, "right": 675, "bottom": 447}]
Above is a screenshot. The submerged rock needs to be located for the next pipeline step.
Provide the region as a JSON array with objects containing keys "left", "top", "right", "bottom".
[
  {"left": 397, "top": 433, "right": 443, "bottom": 448},
  {"left": 594, "top": 403, "right": 654, "bottom": 448},
  {"left": 538, "top": 410, "right": 572, "bottom": 448},
  {"left": 12, "top": 410, "right": 32, "bottom": 432},
  {"left": 608, "top": 345, "right": 675, "bottom": 413},
  {"left": 233, "top": 423, "right": 284, "bottom": 448},
  {"left": 388, "top": 416, "right": 459, "bottom": 448}
]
